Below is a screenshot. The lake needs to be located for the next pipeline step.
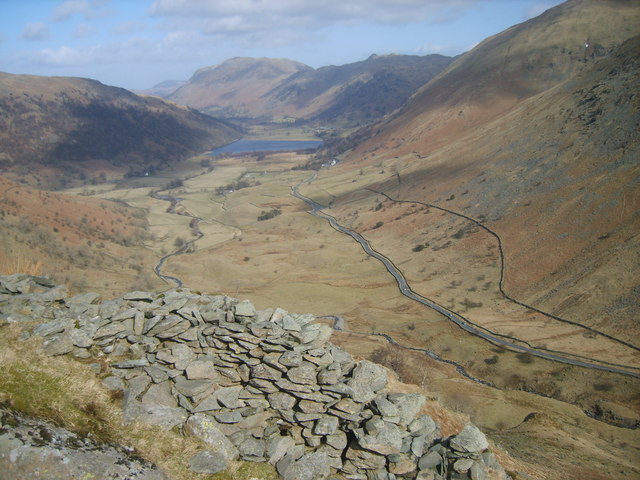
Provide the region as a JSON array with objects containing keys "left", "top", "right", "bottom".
[{"left": 209, "top": 139, "right": 322, "bottom": 155}]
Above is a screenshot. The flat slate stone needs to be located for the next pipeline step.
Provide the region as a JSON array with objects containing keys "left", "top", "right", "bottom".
[
  {"left": 267, "top": 435, "right": 296, "bottom": 465},
  {"left": 268, "top": 392, "right": 297, "bottom": 410},
  {"left": 188, "top": 450, "right": 228, "bottom": 474},
  {"left": 287, "top": 362, "right": 318, "bottom": 385},
  {"left": 314, "top": 415, "right": 339, "bottom": 436},
  {"left": 185, "top": 359, "right": 218, "bottom": 380},
  {"left": 184, "top": 413, "right": 239, "bottom": 461},
  {"left": 234, "top": 299, "right": 256, "bottom": 317},
  {"left": 281, "top": 451, "right": 332, "bottom": 480},
  {"left": 123, "top": 291, "right": 156, "bottom": 301},
  {"left": 174, "top": 377, "right": 212, "bottom": 399}
]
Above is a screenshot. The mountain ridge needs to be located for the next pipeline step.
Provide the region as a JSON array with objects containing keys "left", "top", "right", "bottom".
[{"left": 160, "top": 54, "right": 453, "bottom": 126}]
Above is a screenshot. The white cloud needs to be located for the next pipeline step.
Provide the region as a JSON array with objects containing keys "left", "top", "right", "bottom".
[
  {"left": 73, "top": 23, "right": 96, "bottom": 38},
  {"left": 113, "top": 20, "right": 144, "bottom": 35},
  {"left": 21, "top": 22, "right": 50, "bottom": 41},
  {"left": 52, "top": 0, "right": 115, "bottom": 22},
  {"left": 52, "top": 0, "right": 90, "bottom": 22},
  {"left": 146, "top": 0, "right": 479, "bottom": 52},
  {"left": 149, "top": 0, "right": 478, "bottom": 30}
]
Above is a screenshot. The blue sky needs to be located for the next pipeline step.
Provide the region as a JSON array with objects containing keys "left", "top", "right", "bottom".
[{"left": 0, "top": 0, "right": 564, "bottom": 90}]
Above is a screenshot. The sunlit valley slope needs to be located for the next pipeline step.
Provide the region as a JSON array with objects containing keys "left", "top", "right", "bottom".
[{"left": 309, "top": 0, "right": 640, "bottom": 352}]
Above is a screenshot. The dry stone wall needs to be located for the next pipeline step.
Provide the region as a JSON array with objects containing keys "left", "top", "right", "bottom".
[{"left": 0, "top": 274, "right": 510, "bottom": 480}]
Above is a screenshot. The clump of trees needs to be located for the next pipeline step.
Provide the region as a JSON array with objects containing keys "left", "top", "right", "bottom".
[{"left": 257, "top": 208, "right": 282, "bottom": 221}]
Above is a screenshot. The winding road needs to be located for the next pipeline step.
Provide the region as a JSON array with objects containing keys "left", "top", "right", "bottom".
[
  {"left": 291, "top": 179, "right": 640, "bottom": 379},
  {"left": 150, "top": 192, "right": 204, "bottom": 288}
]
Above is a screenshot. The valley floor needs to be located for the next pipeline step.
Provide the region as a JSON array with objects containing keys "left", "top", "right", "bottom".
[{"left": 58, "top": 149, "right": 640, "bottom": 480}]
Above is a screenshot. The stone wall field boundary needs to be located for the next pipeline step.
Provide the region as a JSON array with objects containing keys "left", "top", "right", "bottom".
[{"left": 0, "top": 274, "right": 510, "bottom": 480}]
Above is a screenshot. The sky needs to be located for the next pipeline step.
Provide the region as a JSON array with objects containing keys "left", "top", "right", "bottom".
[{"left": 0, "top": 0, "right": 564, "bottom": 90}]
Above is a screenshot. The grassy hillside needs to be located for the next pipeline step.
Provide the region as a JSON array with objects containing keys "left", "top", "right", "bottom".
[
  {"left": 322, "top": 0, "right": 640, "bottom": 337},
  {"left": 0, "top": 73, "right": 242, "bottom": 189}
]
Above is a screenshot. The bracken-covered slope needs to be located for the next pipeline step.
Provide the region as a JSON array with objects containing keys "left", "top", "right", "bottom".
[
  {"left": 165, "top": 54, "right": 453, "bottom": 126},
  {"left": 326, "top": 0, "right": 640, "bottom": 342},
  {"left": 0, "top": 73, "right": 242, "bottom": 188}
]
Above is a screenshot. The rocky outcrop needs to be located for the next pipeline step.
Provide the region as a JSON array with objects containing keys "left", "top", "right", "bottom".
[
  {"left": 0, "top": 406, "right": 168, "bottom": 480},
  {"left": 0, "top": 274, "right": 510, "bottom": 480}
]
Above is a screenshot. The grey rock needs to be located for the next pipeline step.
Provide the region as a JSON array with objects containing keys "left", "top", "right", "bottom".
[
  {"left": 418, "top": 451, "right": 443, "bottom": 470},
  {"left": 389, "top": 453, "right": 418, "bottom": 476},
  {"left": 267, "top": 435, "right": 296, "bottom": 465},
  {"left": 147, "top": 315, "right": 191, "bottom": 338},
  {"left": 188, "top": 450, "right": 228, "bottom": 474},
  {"left": 269, "top": 307, "right": 288, "bottom": 324},
  {"left": 238, "top": 437, "right": 265, "bottom": 461},
  {"left": 314, "top": 415, "right": 340, "bottom": 435},
  {"left": 112, "top": 358, "right": 149, "bottom": 369},
  {"left": 171, "top": 343, "right": 196, "bottom": 370},
  {"left": 409, "top": 414, "right": 437, "bottom": 437},
  {"left": 449, "top": 425, "right": 489, "bottom": 454},
  {"left": 135, "top": 404, "right": 188, "bottom": 430},
  {"left": 141, "top": 381, "right": 177, "bottom": 408},
  {"left": 144, "top": 365, "right": 170, "bottom": 383},
  {"left": 470, "top": 460, "right": 489, "bottom": 480},
  {"left": 357, "top": 417, "right": 403, "bottom": 455},
  {"left": 249, "top": 378, "right": 279, "bottom": 393},
  {"left": 345, "top": 445, "right": 387, "bottom": 470},
  {"left": 282, "top": 315, "right": 302, "bottom": 331},
  {"left": 102, "top": 375, "right": 125, "bottom": 391},
  {"left": 287, "top": 361, "right": 318, "bottom": 385},
  {"left": 185, "top": 359, "right": 218, "bottom": 380},
  {"left": 184, "top": 413, "right": 239, "bottom": 461},
  {"left": 268, "top": 391, "right": 297, "bottom": 410},
  {"left": 42, "top": 334, "right": 74, "bottom": 356},
  {"left": 333, "top": 398, "right": 362, "bottom": 415},
  {"left": 112, "top": 307, "right": 139, "bottom": 321},
  {"left": 325, "top": 430, "right": 348, "bottom": 450},
  {"left": 251, "top": 363, "right": 283, "bottom": 381},
  {"left": 215, "top": 386, "right": 244, "bottom": 409},
  {"left": 298, "top": 399, "right": 326, "bottom": 414},
  {"left": 282, "top": 451, "right": 332, "bottom": 480},
  {"left": 234, "top": 299, "right": 256, "bottom": 317},
  {"left": 94, "top": 321, "right": 128, "bottom": 340},
  {"left": 70, "top": 327, "right": 94, "bottom": 348},
  {"left": 389, "top": 393, "right": 426, "bottom": 426},
  {"left": 348, "top": 360, "right": 388, "bottom": 403},
  {"left": 194, "top": 394, "right": 221, "bottom": 413},
  {"left": 123, "top": 291, "right": 156, "bottom": 301},
  {"left": 214, "top": 410, "right": 243, "bottom": 424},
  {"left": 375, "top": 395, "right": 400, "bottom": 422},
  {"left": 173, "top": 377, "right": 212, "bottom": 400},
  {"left": 454, "top": 457, "right": 474, "bottom": 473},
  {"left": 33, "top": 319, "right": 68, "bottom": 337},
  {"left": 0, "top": 406, "right": 168, "bottom": 480},
  {"left": 317, "top": 366, "right": 342, "bottom": 385},
  {"left": 279, "top": 350, "right": 303, "bottom": 367},
  {"left": 276, "top": 378, "right": 316, "bottom": 393}
]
